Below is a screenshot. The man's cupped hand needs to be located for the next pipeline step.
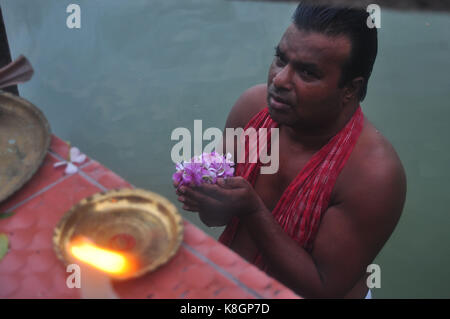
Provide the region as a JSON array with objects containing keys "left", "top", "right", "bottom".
[{"left": 173, "top": 177, "right": 264, "bottom": 227}]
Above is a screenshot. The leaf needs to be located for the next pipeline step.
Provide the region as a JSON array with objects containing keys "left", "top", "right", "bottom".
[
  {"left": 0, "top": 233, "right": 9, "bottom": 261},
  {"left": 0, "top": 211, "right": 15, "bottom": 219}
]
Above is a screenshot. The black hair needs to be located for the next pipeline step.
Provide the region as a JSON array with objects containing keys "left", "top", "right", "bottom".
[{"left": 292, "top": 1, "right": 378, "bottom": 101}]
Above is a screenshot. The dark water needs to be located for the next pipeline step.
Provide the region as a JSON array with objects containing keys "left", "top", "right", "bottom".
[{"left": 2, "top": 0, "right": 449, "bottom": 298}]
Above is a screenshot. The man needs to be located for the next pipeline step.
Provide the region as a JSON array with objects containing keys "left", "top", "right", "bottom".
[{"left": 175, "top": 2, "right": 406, "bottom": 298}]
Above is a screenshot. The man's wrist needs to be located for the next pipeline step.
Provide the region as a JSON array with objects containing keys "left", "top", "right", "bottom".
[{"left": 241, "top": 200, "right": 266, "bottom": 222}]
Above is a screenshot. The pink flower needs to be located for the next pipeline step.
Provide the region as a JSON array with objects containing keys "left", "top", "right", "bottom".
[
  {"left": 54, "top": 146, "right": 86, "bottom": 175},
  {"left": 173, "top": 152, "right": 234, "bottom": 187}
]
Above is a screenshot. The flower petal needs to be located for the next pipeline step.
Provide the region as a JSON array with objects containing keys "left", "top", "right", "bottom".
[
  {"left": 54, "top": 161, "right": 68, "bottom": 168},
  {"left": 70, "top": 147, "right": 86, "bottom": 164},
  {"left": 72, "top": 153, "right": 87, "bottom": 164},
  {"left": 65, "top": 162, "right": 78, "bottom": 175},
  {"left": 70, "top": 147, "right": 80, "bottom": 159},
  {"left": 173, "top": 152, "right": 235, "bottom": 186}
]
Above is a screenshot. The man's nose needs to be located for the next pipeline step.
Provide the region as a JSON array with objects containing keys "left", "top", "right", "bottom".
[{"left": 273, "top": 64, "right": 294, "bottom": 90}]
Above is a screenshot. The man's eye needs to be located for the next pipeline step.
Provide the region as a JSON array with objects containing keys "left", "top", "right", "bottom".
[
  {"left": 274, "top": 54, "right": 286, "bottom": 66},
  {"left": 299, "top": 69, "right": 315, "bottom": 78}
]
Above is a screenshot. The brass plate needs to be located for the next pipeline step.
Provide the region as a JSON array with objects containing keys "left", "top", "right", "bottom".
[
  {"left": 0, "top": 91, "right": 51, "bottom": 203},
  {"left": 53, "top": 188, "right": 184, "bottom": 280}
]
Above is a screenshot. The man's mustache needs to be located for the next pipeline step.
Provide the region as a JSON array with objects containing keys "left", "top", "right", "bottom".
[{"left": 268, "top": 89, "right": 292, "bottom": 106}]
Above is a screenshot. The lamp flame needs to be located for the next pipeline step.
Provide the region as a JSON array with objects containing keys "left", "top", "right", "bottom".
[{"left": 68, "top": 237, "right": 136, "bottom": 277}]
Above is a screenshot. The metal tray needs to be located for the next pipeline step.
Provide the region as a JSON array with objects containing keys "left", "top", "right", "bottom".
[
  {"left": 53, "top": 188, "right": 184, "bottom": 280},
  {"left": 0, "top": 91, "right": 51, "bottom": 203}
]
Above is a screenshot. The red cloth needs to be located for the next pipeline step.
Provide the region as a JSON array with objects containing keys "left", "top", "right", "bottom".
[{"left": 219, "top": 106, "right": 364, "bottom": 270}]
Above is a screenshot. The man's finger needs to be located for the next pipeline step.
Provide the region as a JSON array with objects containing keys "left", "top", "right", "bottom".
[
  {"left": 217, "top": 176, "right": 247, "bottom": 189},
  {"left": 182, "top": 186, "right": 213, "bottom": 205},
  {"left": 178, "top": 195, "right": 199, "bottom": 208},
  {"left": 183, "top": 187, "right": 225, "bottom": 216},
  {"left": 182, "top": 204, "right": 199, "bottom": 212},
  {"left": 195, "top": 183, "right": 229, "bottom": 200},
  {"left": 176, "top": 187, "right": 184, "bottom": 196}
]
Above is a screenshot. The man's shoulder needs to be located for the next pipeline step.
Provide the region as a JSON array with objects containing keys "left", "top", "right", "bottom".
[
  {"left": 333, "top": 117, "right": 407, "bottom": 221},
  {"left": 225, "top": 84, "right": 268, "bottom": 129},
  {"left": 352, "top": 118, "right": 405, "bottom": 183}
]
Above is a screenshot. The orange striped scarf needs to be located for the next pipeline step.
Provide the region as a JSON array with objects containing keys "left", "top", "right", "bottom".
[{"left": 219, "top": 106, "right": 364, "bottom": 269}]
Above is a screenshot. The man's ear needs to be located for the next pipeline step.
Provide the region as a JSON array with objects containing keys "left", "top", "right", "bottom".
[{"left": 343, "top": 77, "right": 364, "bottom": 103}]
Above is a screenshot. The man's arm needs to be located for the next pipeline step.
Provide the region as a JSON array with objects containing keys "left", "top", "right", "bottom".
[{"left": 241, "top": 153, "right": 406, "bottom": 298}]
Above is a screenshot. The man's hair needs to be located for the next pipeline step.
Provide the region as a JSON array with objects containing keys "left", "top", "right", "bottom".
[{"left": 292, "top": 1, "right": 378, "bottom": 101}]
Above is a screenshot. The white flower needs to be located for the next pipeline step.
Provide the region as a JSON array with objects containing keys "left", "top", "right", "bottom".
[{"left": 54, "top": 147, "right": 86, "bottom": 175}]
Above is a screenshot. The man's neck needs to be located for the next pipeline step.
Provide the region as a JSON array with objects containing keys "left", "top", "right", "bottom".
[{"left": 280, "top": 102, "right": 360, "bottom": 152}]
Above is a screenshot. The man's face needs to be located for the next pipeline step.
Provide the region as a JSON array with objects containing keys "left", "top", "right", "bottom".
[{"left": 267, "top": 24, "right": 353, "bottom": 130}]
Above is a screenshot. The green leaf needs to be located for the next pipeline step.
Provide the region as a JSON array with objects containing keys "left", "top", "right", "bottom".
[
  {"left": 0, "top": 233, "right": 9, "bottom": 261},
  {"left": 0, "top": 211, "right": 15, "bottom": 219}
]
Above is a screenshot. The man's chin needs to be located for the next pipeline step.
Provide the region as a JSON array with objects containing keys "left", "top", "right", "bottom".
[{"left": 268, "top": 104, "right": 294, "bottom": 124}]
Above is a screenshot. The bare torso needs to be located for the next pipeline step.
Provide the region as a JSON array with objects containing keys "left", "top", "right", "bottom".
[{"left": 225, "top": 84, "right": 400, "bottom": 298}]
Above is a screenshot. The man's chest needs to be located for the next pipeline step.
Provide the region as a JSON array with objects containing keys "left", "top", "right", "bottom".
[{"left": 253, "top": 149, "right": 315, "bottom": 211}]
